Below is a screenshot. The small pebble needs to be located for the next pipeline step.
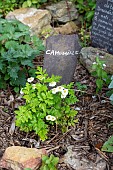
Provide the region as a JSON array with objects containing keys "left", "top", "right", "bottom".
[{"left": 75, "top": 107, "right": 81, "bottom": 111}]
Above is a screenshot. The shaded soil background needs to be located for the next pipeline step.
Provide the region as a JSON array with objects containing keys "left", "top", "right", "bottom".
[{"left": 0, "top": 57, "right": 113, "bottom": 169}]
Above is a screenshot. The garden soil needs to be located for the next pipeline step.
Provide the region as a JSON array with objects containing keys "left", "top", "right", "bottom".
[{"left": 0, "top": 57, "right": 113, "bottom": 169}]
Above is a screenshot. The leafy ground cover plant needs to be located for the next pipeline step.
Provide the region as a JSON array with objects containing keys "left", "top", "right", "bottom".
[
  {"left": 79, "top": 23, "right": 90, "bottom": 47},
  {"left": 0, "top": 18, "right": 44, "bottom": 92},
  {"left": 91, "top": 57, "right": 110, "bottom": 93},
  {"left": 70, "top": 0, "right": 96, "bottom": 47},
  {"left": 15, "top": 67, "right": 78, "bottom": 141},
  {"left": 71, "top": 0, "right": 96, "bottom": 26},
  {"left": 0, "top": 0, "right": 47, "bottom": 16},
  {"left": 0, "top": 0, "right": 18, "bottom": 16},
  {"left": 22, "top": 0, "right": 47, "bottom": 8},
  {"left": 40, "top": 154, "right": 59, "bottom": 170}
]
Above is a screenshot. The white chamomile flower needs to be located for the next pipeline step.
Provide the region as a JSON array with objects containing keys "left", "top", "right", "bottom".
[
  {"left": 51, "top": 116, "right": 56, "bottom": 121},
  {"left": 51, "top": 88, "right": 58, "bottom": 94},
  {"left": 62, "top": 88, "right": 68, "bottom": 96},
  {"left": 20, "top": 88, "right": 24, "bottom": 95},
  {"left": 27, "top": 77, "right": 34, "bottom": 83},
  {"left": 46, "top": 115, "right": 52, "bottom": 120},
  {"left": 93, "top": 62, "right": 96, "bottom": 65},
  {"left": 32, "top": 84, "right": 36, "bottom": 89},
  {"left": 102, "top": 64, "right": 106, "bottom": 67},
  {"left": 49, "top": 82, "right": 56, "bottom": 87},
  {"left": 61, "top": 94, "right": 67, "bottom": 98},
  {"left": 56, "top": 86, "right": 64, "bottom": 92}
]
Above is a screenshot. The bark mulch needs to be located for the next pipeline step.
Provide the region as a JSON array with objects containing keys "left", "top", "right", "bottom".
[{"left": 0, "top": 60, "right": 113, "bottom": 169}]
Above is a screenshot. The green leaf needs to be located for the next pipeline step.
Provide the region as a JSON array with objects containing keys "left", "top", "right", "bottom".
[
  {"left": 52, "top": 156, "right": 59, "bottom": 165},
  {"left": 77, "top": 0, "right": 83, "bottom": 5},
  {"left": 14, "top": 87, "right": 19, "bottom": 93},
  {"left": 86, "top": 11, "right": 94, "bottom": 21},
  {"left": 4, "top": 73, "right": 10, "bottom": 80},
  {"left": 91, "top": 71, "right": 97, "bottom": 77},
  {"left": 27, "top": 0, "right": 32, "bottom": 7},
  {"left": 39, "top": 103, "right": 46, "bottom": 113},
  {"left": 46, "top": 159, "right": 51, "bottom": 164},
  {"left": 96, "top": 79, "right": 103, "bottom": 90},
  {"left": 106, "top": 89, "right": 113, "bottom": 97},
  {"left": 13, "top": 32, "right": 27, "bottom": 40},
  {"left": 0, "top": 62, "right": 5, "bottom": 71},
  {"left": 101, "top": 136, "right": 113, "bottom": 152},
  {"left": 17, "top": 22, "right": 29, "bottom": 32},
  {"left": 97, "top": 68, "right": 102, "bottom": 77},
  {"left": 102, "top": 71, "right": 108, "bottom": 80},
  {"left": 42, "top": 155, "right": 48, "bottom": 162},
  {"left": 8, "top": 65, "right": 20, "bottom": 79},
  {"left": 24, "top": 35, "right": 31, "bottom": 43},
  {"left": 32, "top": 0, "right": 38, "bottom": 3},
  {"left": 0, "top": 34, "right": 9, "bottom": 41},
  {"left": 4, "top": 23, "right": 15, "bottom": 34},
  {"left": 5, "top": 41, "right": 19, "bottom": 49},
  {"left": 0, "top": 76, "right": 7, "bottom": 89},
  {"left": 11, "top": 70, "right": 26, "bottom": 86},
  {"left": 21, "top": 59, "right": 34, "bottom": 67},
  {"left": 22, "top": 1, "right": 28, "bottom": 7},
  {"left": 28, "top": 69, "right": 36, "bottom": 78},
  {"left": 40, "top": 165, "right": 49, "bottom": 170},
  {"left": 40, "top": 0, "right": 47, "bottom": 2}
]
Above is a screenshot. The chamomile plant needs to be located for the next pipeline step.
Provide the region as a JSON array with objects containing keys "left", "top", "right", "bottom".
[
  {"left": 91, "top": 57, "right": 110, "bottom": 93},
  {"left": 15, "top": 67, "right": 78, "bottom": 141}
]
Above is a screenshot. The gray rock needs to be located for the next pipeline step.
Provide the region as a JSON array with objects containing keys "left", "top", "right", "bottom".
[
  {"left": 63, "top": 145, "right": 107, "bottom": 170},
  {"left": 54, "top": 21, "right": 78, "bottom": 35},
  {"left": 46, "top": 1, "right": 78, "bottom": 23},
  {"left": 6, "top": 8, "right": 52, "bottom": 36},
  {"left": 79, "top": 47, "right": 113, "bottom": 74},
  {"left": 43, "top": 34, "right": 81, "bottom": 85}
]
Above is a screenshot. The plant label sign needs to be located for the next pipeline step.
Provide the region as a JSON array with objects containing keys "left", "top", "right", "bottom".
[
  {"left": 43, "top": 34, "right": 81, "bottom": 85},
  {"left": 91, "top": 0, "right": 113, "bottom": 54}
]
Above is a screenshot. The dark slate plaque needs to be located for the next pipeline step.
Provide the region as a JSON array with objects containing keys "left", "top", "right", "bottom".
[
  {"left": 43, "top": 34, "right": 81, "bottom": 85},
  {"left": 91, "top": 0, "right": 113, "bottom": 54}
]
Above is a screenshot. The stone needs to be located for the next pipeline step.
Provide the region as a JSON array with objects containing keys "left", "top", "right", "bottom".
[
  {"left": 46, "top": 1, "right": 78, "bottom": 23},
  {"left": 79, "top": 47, "right": 113, "bottom": 74},
  {"left": 91, "top": 0, "right": 113, "bottom": 54},
  {"left": 6, "top": 8, "right": 51, "bottom": 36},
  {"left": 41, "top": 25, "right": 55, "bottom": 38},
  {"left": 43, "top": 34, "right": 81, "bottom": 85},
  {"left": 0, "top": 146, "right": 47, "bottom": 170},
  {"left": 54, "top": 21, "right": 78, "bottom": 35},
  {"left": 63, "top": 145, "right": 107, "bottom": 170}
]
